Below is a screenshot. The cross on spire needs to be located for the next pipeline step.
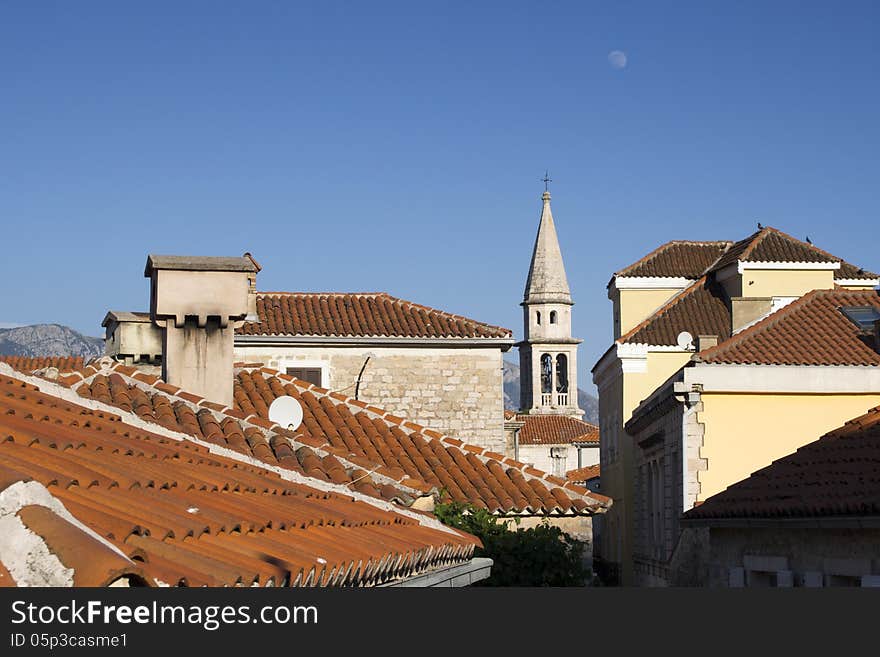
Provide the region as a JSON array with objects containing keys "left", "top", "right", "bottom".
[{"left": 542, "top": 170, "right": 552, "bottom": 193}]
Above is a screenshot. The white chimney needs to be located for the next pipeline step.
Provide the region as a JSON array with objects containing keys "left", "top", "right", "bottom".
[{"left": 145, "top": 255, "right": 256, "bottom": 406}]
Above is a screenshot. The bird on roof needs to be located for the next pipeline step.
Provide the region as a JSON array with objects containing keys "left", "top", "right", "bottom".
[
  {"left": 757, "top": 222, "right": 763, "bottom": 230},
  {"left": 806, "top": 236, "right": 812, "bottom": 244}
]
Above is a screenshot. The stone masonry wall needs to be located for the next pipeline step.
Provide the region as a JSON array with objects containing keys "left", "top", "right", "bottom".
[{"left": 234, "top": 344, "right": 506, "bottom": 452}]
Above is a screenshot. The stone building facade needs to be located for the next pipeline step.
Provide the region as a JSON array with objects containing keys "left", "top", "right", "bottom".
[
  {"left": 234, "top": 342, "right": 508, "bottom": 452},
  {"left": 234, "top": 291, "right": 513, "bottom": 453}
]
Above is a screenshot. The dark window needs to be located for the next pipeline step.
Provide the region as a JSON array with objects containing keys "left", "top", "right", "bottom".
[
  {"left": 555, "top": 354, "right": 568, "bottom": 392},
  {"left": 536, "top": 311, "right": 541, "bottom": 325},
  {"left": 286, "top": 367, "right": 322, "bottom": 386},
  {"left": 550, "top": 311, "right": 557, "bottom": 324},
  {"left": 540, "top": 354, "right": 553, "bottom": 393}
]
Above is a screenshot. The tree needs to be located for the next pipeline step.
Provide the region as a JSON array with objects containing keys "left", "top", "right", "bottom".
[{"left": 434, "top": 500, "right": 590, "bottom": 586}]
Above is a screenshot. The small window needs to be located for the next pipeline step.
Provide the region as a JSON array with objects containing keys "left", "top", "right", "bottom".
[
  {"left": 550, "top": 311, "right": 557, "bottom": 324},
  {"left": 536, "top": 311, "right": 541, "bottom": 325},
  {"left": 286, "top": 367, "right": 322, "bottom": 386}
]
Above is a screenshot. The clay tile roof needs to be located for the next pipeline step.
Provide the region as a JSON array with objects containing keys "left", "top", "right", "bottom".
[
  {"left": 15, "top": 505, "right": 147, "bottom": 586},
  {"left": 231, "top": 367, "right": 609, "bottom": 516},
  {"left": 709, "top": 226, "right": 878, "bottom": 280},
  {"left": 697, "top": 288, "right": 880, "bottom": 366},
  {"left": 0, "top": 368, "right": 479, "bottom": 587},
  {"left": 620, "top": 276, "right": 732, "bottom": 346},
  {"left": 565, "top": 465, "right": 600, "bottom": 483},
  {"left": 614, "top": 241, "right": 733, "bottom": 279},
  {"left": 837, "top": 260, "right": 880, "bottom": 281},
  {"left": 237, "top": 292, "right": 512, "bottom": 339},
  {"left": 513, "top": 415, "right": 599, "bottom": 446},
  {"left": 0, "top": 356, "right": 86, "bottom": 373},
  {"left": 683, "top": 404, "right": 880, "bottom": 521}
]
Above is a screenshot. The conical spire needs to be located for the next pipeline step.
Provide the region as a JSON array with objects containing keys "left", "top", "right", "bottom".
[{"left": 523, "top": 190, "right": 572, "bottom": 305}]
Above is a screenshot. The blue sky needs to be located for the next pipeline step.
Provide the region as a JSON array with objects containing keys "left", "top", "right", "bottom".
[{"left": 2, "top": 2, "right": 879, "bottom": 391}]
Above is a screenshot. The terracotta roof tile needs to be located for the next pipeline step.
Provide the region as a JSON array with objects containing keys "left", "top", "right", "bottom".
[
  {"left": 683, "top": 404, "right": 880, "bottom": 521},
  {"left": 0, "top": 371, "right": 479, "bottom": 587},
  {"left": 614, "top": 241, "right": 733, "bottom": 279},
  {"left": 698, "top": 288, "right": 880, "bottom": 366},
  {"left": 513, "top": 414, "right": 599, "bottom": 445},
  {"left": 15, "top": 505, "right": 146, "bottom": 586},
  {"left": 0, "top": 356, "right": 86, "bottom": 373},
  {"left": 237, "top": 292, "right": 512, "bottom": 339},
  {"left": 566, "top": 465, "right": 600, "bottom": 483},
  {"left": 710, "top": 226, "right": 878, "bottom": 280},
  {"left": 33, "top": 359, "right": 608, "bottom": 518},
  {"left": 231, "top": 368, "right": 609, "bottom": 516},
  {"left": 620, "top": 276, "right": 732, "bottom": 346}
]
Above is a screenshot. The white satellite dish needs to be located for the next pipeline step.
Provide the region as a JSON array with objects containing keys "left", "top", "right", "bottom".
[
  {"left": 676, "top": 331, "right": 694, "bottom": 350},
  {"left": 268, "top": 395, "right": 304, "bottom": 431}
]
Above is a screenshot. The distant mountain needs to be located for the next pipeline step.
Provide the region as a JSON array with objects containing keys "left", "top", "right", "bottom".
[
  {"left": 0, "top": 324, "right": 104, "bottom": 359},
  {"left": 503, "top": 360, "right": 599, "bottom": 424}
]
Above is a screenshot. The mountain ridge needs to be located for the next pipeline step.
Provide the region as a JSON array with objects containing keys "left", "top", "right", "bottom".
[{"left": 0, "top": 324, "right": 104, "bottom": 359}]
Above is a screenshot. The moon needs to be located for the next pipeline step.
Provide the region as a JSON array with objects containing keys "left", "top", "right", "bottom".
[{"left": 608, "top": 50, "right": 627, "bottom": 70}]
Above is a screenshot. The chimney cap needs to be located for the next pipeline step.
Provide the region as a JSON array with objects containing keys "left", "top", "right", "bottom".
[
  {"left": 102, "top": 310, "right": 151, "bottom": 327},
  {"left": 144, "top": 255, "right": 258, "bottom": 277}
]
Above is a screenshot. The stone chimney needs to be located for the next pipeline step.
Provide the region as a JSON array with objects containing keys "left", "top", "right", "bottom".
[
  {"left": 696, "top": 334, "right": 719, "bottom": 352},
  {"left": 145, "top": 255, "right": 256, "bottom": 406},
  {"left": 242, "top": 252, "right": 262, "bottom": 322}
]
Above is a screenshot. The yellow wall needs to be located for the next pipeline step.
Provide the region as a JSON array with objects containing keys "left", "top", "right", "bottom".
[
  {"left": 738, "top": 269, "right": 835, "bottom": 298},
  {"left": 697, "top": 392, "right": 880, "bottom": 501},
  {"left": 598, "top": 349, "right": 692, "bottom": 583},
  {"left": 614, "top": 288, "right": 682, "bottom": 339},
  {"left": 624, "top": 352, "right": 692, "bottom": 421}
]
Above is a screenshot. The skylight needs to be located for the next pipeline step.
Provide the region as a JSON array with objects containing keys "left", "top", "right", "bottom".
[{"left": 840, "top": 306, "right": 880, "bottom": 332}]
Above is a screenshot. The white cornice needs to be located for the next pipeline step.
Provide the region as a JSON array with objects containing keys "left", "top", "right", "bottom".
[
  {"left": 684, "top": 363, "right": 880, "bottom": 393},
  {"left": 611, "top": 276, "right": 694, "bottom": 291},
  {"left": 737, "top": 261, "right": 841, "bottom": 273},
  {"left": 836, "top": 278, "right": 880, "bottom": 287},
  {"left": 593, "top": 342, "right": 691, "bottom": 381}
]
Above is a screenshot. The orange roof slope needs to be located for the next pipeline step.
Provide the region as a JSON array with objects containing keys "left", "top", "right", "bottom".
[
  {"left": 698, "top": 288, "right": 880, "bottom": 366},
  {"left": 620, "top": 277, "right": 732, "bottom": 346},
  {"left": 46, "top": 360, "right": 607, "bottom": 517},
  {"left": 566, "top": 465, "right": 600, "bottom": 483},
  {"left": 0, "top": 369, "right": 479, "bottom": 587},
  {"left": 59, "top": 362, "right": 427, "bottom": 505},
  {"left": 683, "top": 405, "right": 880, "bottom": 521},
  {"left": 513, "top": 414, "right": 599, "bottom": 446},
  {"left": 614, "top": 241, "right": 732, "bottom": 279},
  {"left": 709, "top": 226, "right": 878, "bottom": 280},
  {"left": 238, "top": 292, "right": 512, "bottom": 339},
  {"left": 0, "top": 355, "right": 86, "bottom": 373},
  {"left": 233, "top": 367, "right": 609, "bottom": 516}
]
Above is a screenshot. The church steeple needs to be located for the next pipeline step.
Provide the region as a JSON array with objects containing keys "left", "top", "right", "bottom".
[
  {"left": 523, "top": 190, "right": 573, "bottom": 306},
  {"left": 517, "top": 184, "right": 583, "bottom": 418}
]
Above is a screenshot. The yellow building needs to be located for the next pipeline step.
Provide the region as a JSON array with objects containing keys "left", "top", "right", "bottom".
[{"left": 592, "top": 226, "right": 879, "bottom": 585}]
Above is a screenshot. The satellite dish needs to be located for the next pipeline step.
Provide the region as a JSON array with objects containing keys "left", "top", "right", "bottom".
[
  {"left": 268, "top": 396, "right": 304, "bottom": 431},
  {"left": 676, "top": 331, "right": 694, "bottom": 350}
]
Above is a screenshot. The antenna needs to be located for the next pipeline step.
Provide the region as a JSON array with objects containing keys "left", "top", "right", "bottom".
[
  {"left": 268, "top": 395, "right": 304, "bottom": 431},
  {"left": 676, "top": 331, "right": 694, "bottom": 351}
]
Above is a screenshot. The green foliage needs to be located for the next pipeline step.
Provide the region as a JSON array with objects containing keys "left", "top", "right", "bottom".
[{"left": 434, "top": 500, "right": 590, "bottom": 586}]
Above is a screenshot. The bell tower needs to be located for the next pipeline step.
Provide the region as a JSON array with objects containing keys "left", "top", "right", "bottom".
[{"left": 517, "top": 185, "right": 583, "bottom": 418}]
